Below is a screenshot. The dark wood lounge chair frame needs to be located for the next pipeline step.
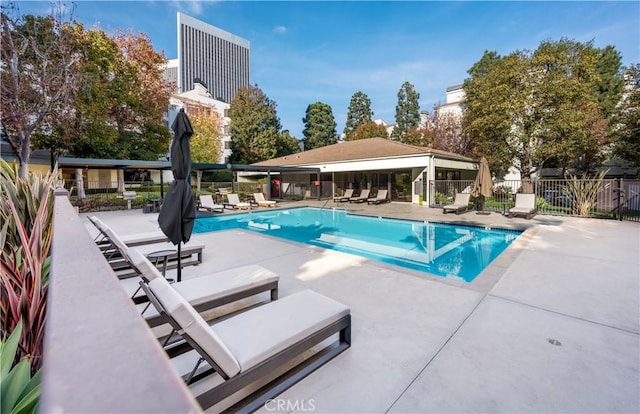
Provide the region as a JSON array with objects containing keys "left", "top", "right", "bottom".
[{"left": 140, "top": 282, "right": 351, "bottom": 413}]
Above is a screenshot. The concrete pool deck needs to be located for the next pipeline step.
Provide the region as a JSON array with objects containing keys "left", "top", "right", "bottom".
[{"left": 83, "top": 201, "right": 639, "bottom": 413}]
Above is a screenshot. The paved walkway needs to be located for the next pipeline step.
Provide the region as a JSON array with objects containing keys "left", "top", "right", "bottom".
[{"left": 83, "top": 201, "right": 639, "bottom": 413}]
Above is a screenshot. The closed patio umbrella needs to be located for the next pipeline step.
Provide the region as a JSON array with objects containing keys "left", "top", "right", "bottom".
[
  {"left": 158, "top": 109, "right": 196, "bottom": 282},
  {"left": 472, "top": 157, "right": 493, "bottom": 212}
]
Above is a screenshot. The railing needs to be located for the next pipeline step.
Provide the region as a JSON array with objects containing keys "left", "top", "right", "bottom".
[
  {"left": 40, "top": 188, "right": 200, "bottom": 412},
  {"left": 430, "top": 178, "right": 640, "bottom": 222}
]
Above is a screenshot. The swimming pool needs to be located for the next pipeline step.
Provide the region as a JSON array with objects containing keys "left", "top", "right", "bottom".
[{"left": 193, "top": 207, "right": 520, "bottom": 282}]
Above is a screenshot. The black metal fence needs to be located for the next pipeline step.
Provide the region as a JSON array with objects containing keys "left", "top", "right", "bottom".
[
  {"left": 430, "top": 178, "right": 640, "bottom": 222},
  {"left": 62, "top": 177, "right": 640, "bottom": 222}
]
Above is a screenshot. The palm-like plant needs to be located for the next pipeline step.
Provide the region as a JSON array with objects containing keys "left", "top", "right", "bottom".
[
  {"left": 0, "top": 160, "right": 58, "bottom": 374},
  {"left": 561, "top": 170, "right": 608, "bottom": 216}
]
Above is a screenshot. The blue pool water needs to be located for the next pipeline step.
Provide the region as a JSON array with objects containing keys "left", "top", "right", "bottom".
[{"left": 193, "top": 207, "right": 520, "bottom": 282}]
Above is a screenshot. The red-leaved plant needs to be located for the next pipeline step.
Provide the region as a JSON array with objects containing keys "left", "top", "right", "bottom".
[{"left": 0, "top": 159, "right": 57, "bottom": 374}]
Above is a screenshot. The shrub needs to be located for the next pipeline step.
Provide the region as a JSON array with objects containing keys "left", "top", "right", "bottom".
[
  {"left": 0, "top": 159, "right": 58, "bottom": 374},
  {"left": 1, "top": 320, "right": 41, "bottom": 414},
  {"left": 561, "top": 170, "right": 607, "bottom": 216}
]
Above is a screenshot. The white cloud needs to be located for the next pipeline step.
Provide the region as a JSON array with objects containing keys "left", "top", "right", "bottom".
[
  {"left": 169, "top": 0, "right": 218, "bottom": 16},
  {"left": 273, "top": 26, "right": 287, "bottom": 34}
]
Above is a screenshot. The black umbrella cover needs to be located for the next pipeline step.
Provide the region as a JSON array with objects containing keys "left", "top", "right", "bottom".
[{"left": 158, "top": 110, "right": 196, "bottom": 245}]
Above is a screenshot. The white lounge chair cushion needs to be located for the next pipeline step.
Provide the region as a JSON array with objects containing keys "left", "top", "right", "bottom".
[
  {"left": 253, "top": 193, "right": 277, "bottom": 206},
  {"left": 148, "top": 277, "right": 242, "bottom": 378},
  {"left": 212, "top": 290, "right": 350, "bottom": 372},
  {"left": 200, "top": 195, "right": 224, "bottom": 211},
  {"left": 509, "top": 207, "right": 535, "bottom": 214},
  {"left": 444, "top": 193, "right": 470, "bottom": 209},
  {"left": 510, "top": 194, "right": 536, "bottom": 214},
  {"left": 90, "top": 216, "right": 168, "bottom": 246},
  {"left": 100, "top": 223, "right": 134, "bottom": 262},
  {"left": 127, "top": 247, "right": 164, "bottom": 281},
  {"left": 132, "top": 240, "right": 205, "bottom": 256},
  {"left": 172, "top": 265, "right": 278, "bottom": 307},
  {"left": 118, "top": 231, "right": 167, "bottom": 245}
]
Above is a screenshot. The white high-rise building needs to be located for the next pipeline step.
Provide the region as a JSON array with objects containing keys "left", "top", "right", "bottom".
[{"left": 174, "top": 12, "right": 250, "bottom": 103}]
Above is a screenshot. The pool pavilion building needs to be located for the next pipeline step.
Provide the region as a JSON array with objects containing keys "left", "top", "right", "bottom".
[{"left": 252, "top": 138, "right": 479, "bottom": 206}]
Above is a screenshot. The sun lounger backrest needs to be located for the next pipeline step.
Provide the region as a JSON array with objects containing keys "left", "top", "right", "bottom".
[
  {"left": 359, "top": 189, "right": 370, "bottom": 198},
  {"left": 377, "top": 189, "right": 387, "bottom": 199},
  {"left": 89, "top": 216, "right": 108, "bottom": 234},
  {"left": 515, "top": 193, "right": 535, "bottom": 209},
  {"left": 148, "top": 277, "right": 242, "bottom": 378},
  {"left": 101, "top": 223, "right": 133, "bottom": 262},
  {"left": 455, "top": 193, "right": 470, "bottom": 205},
  {"left": 88, "top": 215, "right": 101, "bottom": 229},
  {"left": 88, "top": 216, "right": 108, "bottom": 240},
  {"left": 227, "top": 193, "right": 240, "bottom": 204},
  {"left": 200, "top": 195, "right": 215, "bottom": 208},
  {"left": 343, "top": 189, "right": 353, "bottom": 198},
  {"left": 127, "top": 248, "right": 163, "bottom": 282},
  {"left": 253, "top": 193, "right": 266, "bottom": 202}
]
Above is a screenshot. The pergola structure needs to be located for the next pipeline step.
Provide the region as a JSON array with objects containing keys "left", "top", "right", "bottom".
[{"left": 57, "top": 157, "right": 320, "bottom": 200}]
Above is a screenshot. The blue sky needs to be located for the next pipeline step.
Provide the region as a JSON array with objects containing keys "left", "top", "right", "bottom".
[{"left": 15, "top": 1, "right": 640, "bottom": 139}]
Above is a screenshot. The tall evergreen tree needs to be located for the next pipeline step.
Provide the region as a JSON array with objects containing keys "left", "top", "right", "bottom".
[
  {"left": 343, "top": 91, "right": 373, "bottom": 140},
  {"left": 593, "top": 45, "right": 624, "bottom": 118},
  {"left": 390, "top": 81, "right": 421, "bottom": 143},
  {"left": 229, "top": 84, "right": 283, "bottom": 163},
  {"left": 302, "top": 101, "right": 338, "bottom": 150}
]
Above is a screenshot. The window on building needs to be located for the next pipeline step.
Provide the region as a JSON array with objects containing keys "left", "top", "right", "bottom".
[{"left": 435, "top": 170, "right": 461, "bottom": 180}]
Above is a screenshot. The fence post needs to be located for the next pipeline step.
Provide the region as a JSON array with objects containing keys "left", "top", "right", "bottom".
[{"left": 617, "top": 178, "right": 623, "bottom": 221}]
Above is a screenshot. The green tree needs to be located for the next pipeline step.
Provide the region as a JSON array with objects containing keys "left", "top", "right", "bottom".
[
  {"left": 190, "top": 107, "right": 223, "bottom": 164},
  {"left": 463, "top": 39, "right": 608, "bottom": 179},
  {"left": 229, "top": 84, "right": 283, "bottom": 163},
  {"left": 1, "top": 7, "right": 82, "bottom": 178},
  {"left": 348, "top": 120, "right": 388, "bottom": 141},
  {"left": 390, "top": 81, "right": 421, "bottom": 143},
  {"left": 32, "top": 27, "right": 173, "bottom": 162},
  {"left": 189, "top": 106, "right": 223, "bottom": 191},
  {"left": 302, "top": 101, "right": 337, "bottom": 150},
  {"left": 593, "top": 45, "right": 624, "bottom": 119},
  {"left": 275, "top": 130, "right": 301, "bottom": 157},
  {"left": 343, "top": 91, "right": 374, "bottom": 140},
  {"left": 611, "top": 64, "right": 640, "bottom": 168}
]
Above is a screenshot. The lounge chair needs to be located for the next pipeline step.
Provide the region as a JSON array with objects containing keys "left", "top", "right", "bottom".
[
  {"left": 97, "top": 220, "right": 205, "bottom": 278},
  {"left": 253, "top": 192, "right": 277, "bottom": 207},
  {"left": 125, "top": 247, "right": 278, "bottom": 328},
  {"left": 367, "top": 189, "right": 389, "bottom": 205},
  {"left": 198, "top": 195, "right": 224, "bottom": 213},
  {"left": 140, "top": 277, "right": 351, "bottom": 412},
  {"left": 349, "top": 188, "right": 370, "bottom": 203},
  {"left": 223, "top": 193, "right": 250, "bottom": 210},
  {"left": 100, "top": 222, "right": 278, "bottom": 327},
  {"left": 88, "top": 215, "right": 168, "bottom": 247},
  {"left": 508, "top": 193, "right": 537, "bottom": 219},
  {"left": 333, "top": 188, "right": 354, "bottom": 203},
  {"left": 442, "top": 193, "right": 471, "bottom": 214}
]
